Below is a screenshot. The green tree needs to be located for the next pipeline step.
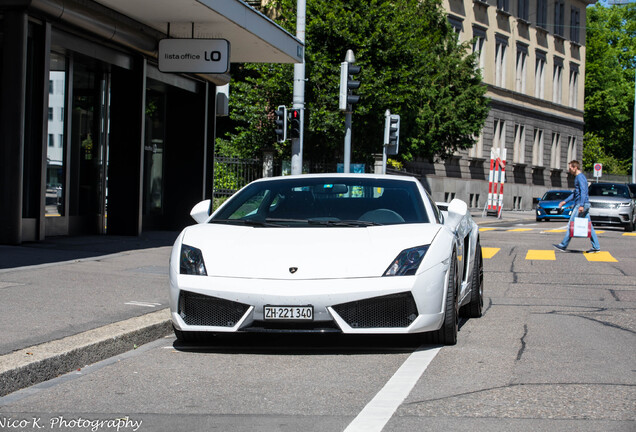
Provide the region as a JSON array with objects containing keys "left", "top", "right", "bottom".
[
  {"left": 584, "top": 3, "right": 636, "bottom": 175},
  {"left": 218, "top": 0, "right": 489, "bottom": 166}
]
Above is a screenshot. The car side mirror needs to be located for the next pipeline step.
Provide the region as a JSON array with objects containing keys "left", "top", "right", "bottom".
[
  {"left": 190, "top": 200, "right": 211, "bottom": 224},
  {"left": 444, "top": 198, "right": 468, "bottom": 229}
]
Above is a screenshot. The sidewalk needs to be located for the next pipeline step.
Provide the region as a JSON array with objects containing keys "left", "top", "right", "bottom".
[
  {"left": 0, "top": 211, "right": 536, "bottom": 397},
  {"left": 0, "top": 231, "right": 179, "bottom": 396}
]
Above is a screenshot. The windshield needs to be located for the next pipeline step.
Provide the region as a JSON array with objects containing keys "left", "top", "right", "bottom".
[
  {"left": 589, "top": 184, "right": 631, "bottom": 199},
  {"left": 212, "top": 177, "right": 429, "bottom": 227},
  {"left": 542, "top": 191, "right": 571, "bottom": 201}
]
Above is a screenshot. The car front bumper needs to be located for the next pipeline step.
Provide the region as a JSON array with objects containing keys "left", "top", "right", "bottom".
[{"left": 169, "top": 264, "right": 448, "bottom": 335}]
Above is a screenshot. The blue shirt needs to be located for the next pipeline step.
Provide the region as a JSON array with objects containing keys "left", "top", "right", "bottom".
[{"left": 563, "top": 173, "right": 590, "bottom": 208}]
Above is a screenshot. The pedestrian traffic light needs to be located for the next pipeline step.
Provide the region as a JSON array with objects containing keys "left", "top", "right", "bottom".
[
  {"left": 339, "top": 61, "right": 361, "bottom": 111},
  {"left": 289, "top": 109, "right": 301, "bottom": 139},
  {"left": 274, "top": 105, "right": 287, "bottom": 142},
  {"left": 384, "top": 114, "right": 400, "bottom": 155}
]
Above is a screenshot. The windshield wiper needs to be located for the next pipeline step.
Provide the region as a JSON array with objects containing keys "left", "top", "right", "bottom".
[
  {"left": 307, "top": 219, "right": 383, "bottom": 227},
  {"left": 209, "top": 218, "right": 283, "bottom": 227}
]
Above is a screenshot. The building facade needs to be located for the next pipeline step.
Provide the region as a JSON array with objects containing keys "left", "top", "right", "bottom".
[
  {"left": 0, "top": 0, "right": 302, "bottom": 244},
  {"left": 412, "top": 0, "right": 595, "bottom": 211}
]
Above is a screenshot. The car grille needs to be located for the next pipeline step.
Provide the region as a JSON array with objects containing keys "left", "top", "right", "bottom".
[
  {"left": 332, "top": 292, "right": 418, "bottom": 328},
  {"left": 178, "top": 291, "right": 250, "bottom": 327},
  {"left": 591, "top": 202, "right": 619, "bottom": 209}
]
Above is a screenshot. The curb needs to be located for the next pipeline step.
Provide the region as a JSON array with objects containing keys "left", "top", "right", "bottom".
[{"left": 0, "top": 309, "right": 172, "bottom": 397}]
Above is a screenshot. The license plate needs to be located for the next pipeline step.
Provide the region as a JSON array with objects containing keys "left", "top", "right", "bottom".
[
  {"left": 264, "top": 305, "right": 313, "bottom": 321},
  {"left": 549, "top": 209, "right": 558, "bottom": 214}
]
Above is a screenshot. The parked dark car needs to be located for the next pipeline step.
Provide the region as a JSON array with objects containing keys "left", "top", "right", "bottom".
[
  {"left": 535, "top": 190, "right": 574, "bottom": 221},
  {"left": 588, "top": 183, "right": 636, "bottom": 232}
]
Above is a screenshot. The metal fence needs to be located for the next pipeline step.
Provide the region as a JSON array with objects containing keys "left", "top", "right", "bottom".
[{"left": 213, "top": 156, "right": 262, "bottom": 198}]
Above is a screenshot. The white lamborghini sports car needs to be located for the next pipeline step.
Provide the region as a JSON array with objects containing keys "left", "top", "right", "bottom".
[{"left": 169, "top": 174, "right": 483, "bottom": 345}]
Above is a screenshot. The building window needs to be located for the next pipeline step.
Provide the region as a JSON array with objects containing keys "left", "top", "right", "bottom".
[
  {"left": 495, "top": 36, "right": 508, "bottom": 88},
  {"left": 550, "top": 133, "right": 561, "bottom": 169},
  {"left": 59, "top": 134, "right": 64, "bottom": 148},
  {"left": 518, "top": 0, "right": 529, "bottom": 21},
  {"left": 48, "top": 134, "right": 54, "bottom": 147},
  {"left": 570, "top": 7, "right": 581, "bottom": 43},
  {"left": 472, "top": 27, "right": 486, "bottom": 71},
  {"left": 513, "top": 124, "right": 526, "bottom": 163},
  {"left": 567, "top": 136, "right": 576, "bottom": 162},
  {"left": 535, "top": 51, "right": 546, "bottom": 99},
  {"left": 533, "top": 129, "right": 544, "bottom": 166},
  {"left": 469, "top": 133, "right": 484, "bottom": 158},
  {"left": 49, "top": 80, "right": 54, "bottom": 94},
  {"left": 569, "top": 65, "right": 579, "bottom": 108},
  {"left": 448, "top": 16, "right": 463, "bottom": 34},
  {"left": 516, "top": 44, "right": 528, "bottom": 93},
  {"left": 554, "top": 0, "right": 565, "bottom": 37},
  {"left": 48, "top": 107, "right": 53, "bottom": 121},
  {"left": 497, "top": 0, "right": 510, "bottom": 13},
  {"left": 553, "top": 60, "right": 563, "bottom": 104},
  {"left": 493, "top": 119, "right": 506, "bottom": 155},
  {"left": 537, "top": 0, "right": 548, "bottom": 29}
]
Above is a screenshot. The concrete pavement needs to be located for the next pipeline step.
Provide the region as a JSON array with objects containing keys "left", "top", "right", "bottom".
[{"left": 0, "top": 211, "right": 536, "bottom": 397}]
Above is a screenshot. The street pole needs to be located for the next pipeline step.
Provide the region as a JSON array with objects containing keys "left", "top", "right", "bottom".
[
  {"left": 632, "top": 70, "right": 635, "bottom": 183},
  {"left": 344, "top": 112, "right": 352, "bottom": 173},
  {"left": 291, "top": 0, "right": 306, "bottom": 176},
  {"left": 382, "top": 109, "right": 390, "bottom": 174}
]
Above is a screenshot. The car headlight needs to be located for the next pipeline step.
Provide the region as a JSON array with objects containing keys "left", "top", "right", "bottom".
[
  {"left": 180, "top": 244, "right": 207, "bottom": 275},
  {"left": 619, "top": 202, "right": 630, "bottom": 207},
  {"left": 384, "top": 245, "right": 430, "bottom": 276}
]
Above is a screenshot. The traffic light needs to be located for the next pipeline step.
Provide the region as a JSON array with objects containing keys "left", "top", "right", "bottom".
[
  {"left": 289, "top": 109, "right": 301, "bottom": 139},
  {"left": 339, "top": 61, "right": 361, "bottom": 111},
  {"left": 384, "top": 114, "right": 400, "bottom": 155},
  {"left": 274, "top": 105, "right": 287, "bottom": 142}
]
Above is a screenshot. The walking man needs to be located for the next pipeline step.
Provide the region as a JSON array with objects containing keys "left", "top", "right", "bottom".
[{"left": 553, "top": 160, "right": 601, "bottom": 253}]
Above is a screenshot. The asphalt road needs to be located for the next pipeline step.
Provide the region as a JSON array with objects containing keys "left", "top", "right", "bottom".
[{"left": 1, "top": 219, "right": 634, "bottom": 432}]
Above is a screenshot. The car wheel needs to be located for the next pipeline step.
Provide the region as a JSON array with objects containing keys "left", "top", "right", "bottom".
[
  {"left": 430, "top": 251, "right": 459, "bottom": 346},
  {"left": 536, "top": 217, "right": 542, "bottom": 222},
  {"left": 625, "top": 220, "right": 634, "bottom": 232},
  {"left": 461, "top": 243, "right": 483, "bottom": 318}
]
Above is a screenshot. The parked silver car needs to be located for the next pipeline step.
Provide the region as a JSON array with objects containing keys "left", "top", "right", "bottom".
[{"left": 588, "top": 183, "right": 635, "bottom": 232}]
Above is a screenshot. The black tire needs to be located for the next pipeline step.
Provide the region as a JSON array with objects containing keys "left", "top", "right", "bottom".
[
  {"left": 462, "top": 243, "right": 483, "bottom": 318},
  {"left": 430, "top": 251, "right": 459, "bottom": 346},
  {"left": 625, "top": 220, "right": 634, "bottom": 232}
]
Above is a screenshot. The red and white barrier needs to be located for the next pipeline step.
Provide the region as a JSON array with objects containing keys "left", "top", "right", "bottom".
[{"left": 487, "top": 148, "right": 506, "bottom": 218}]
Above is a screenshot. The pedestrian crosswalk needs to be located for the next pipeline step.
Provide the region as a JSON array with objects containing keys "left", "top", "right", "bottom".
[
  {"left": 481, "top": 247, "right": 619, "bottom": 262},
  {"left": 479, "top": 226, "right": 635, "bottom": 236}
]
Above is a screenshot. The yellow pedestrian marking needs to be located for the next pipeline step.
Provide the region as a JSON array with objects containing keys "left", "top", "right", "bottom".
[
  {"left": 584, "top": 251, "right": 618, "bottom": 262},
  {"left": 507, "top": 228, "right": 533, "bottom": 232},
  {"left": 595, "top": 231, "right": 605, "bottom": 234},
  {"left": 526, "top": 250, "right": 556, "bottom": 260},
  {"left": 479, "top": 227, "right": 496, "bottom": 232},
  {"left": 623, "top": 233, "right": 636, "bottom": 237},
  {"left": 481, "top": 247, "right": 500, "bottom": 259},
  {"left": 544, "top": 229, "right": 566, "bottom": 233}
]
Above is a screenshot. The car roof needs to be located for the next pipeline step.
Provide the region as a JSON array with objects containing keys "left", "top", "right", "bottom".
[{"left": 251, "top": 173, "right": 420, "bottom": 184}]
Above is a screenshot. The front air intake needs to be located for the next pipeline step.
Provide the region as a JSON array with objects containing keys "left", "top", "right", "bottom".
[
  {"left": 178, "top": 291, "right": 249, "bottom": 327},
  {"left": 332, "top": 292, "right": 418, "bottom": 328}
]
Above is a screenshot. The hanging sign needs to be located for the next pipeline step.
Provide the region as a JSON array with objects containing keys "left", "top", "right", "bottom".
[{"left": 158, "top": 39, "right": 230, "bottom": 73}]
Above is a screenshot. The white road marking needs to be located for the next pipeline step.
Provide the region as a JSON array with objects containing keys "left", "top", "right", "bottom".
[
  {"left": 344, "top": 345, "right": 442, "bottom": 432},
  {"left": 124, "top": 301, "right": 162, "bottom": 308}
]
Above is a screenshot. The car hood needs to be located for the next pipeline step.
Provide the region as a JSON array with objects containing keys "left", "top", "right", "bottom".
[
  {"left": 538, "top": 199, "right": 567, "bottom": 208},
  {"left": 589, "top": 196, "right": 631, "bottom": 203},
  {"left": 180, "top": 223, "right": 442, "bottom": 279}
]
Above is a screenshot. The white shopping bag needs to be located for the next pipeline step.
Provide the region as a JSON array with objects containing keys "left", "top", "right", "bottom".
[{"left": 569, "top": 217, "right": 591, "bottom": 238}]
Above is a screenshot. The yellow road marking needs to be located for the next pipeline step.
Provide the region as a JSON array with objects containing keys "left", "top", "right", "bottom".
[
  {"left": 481, "top": 247, "right": 500, "bottom": 259},
  {"left": 584, "top": 251, "right": 618, "bottom": 262},
  {"left": 526, "top": 250, "right": 556, "bottom": 260},
  {"left": 623, "top": 233, "right": 636, "bottom": 237},
  {"left": 544, "top": 229, "right": 566, "bottom": 233},
  {"left": 479, "top": 227, "right": 496, "bottom": 232},
  {"left": 507, "top": 228, "right": 533, "bottom": 232}
]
